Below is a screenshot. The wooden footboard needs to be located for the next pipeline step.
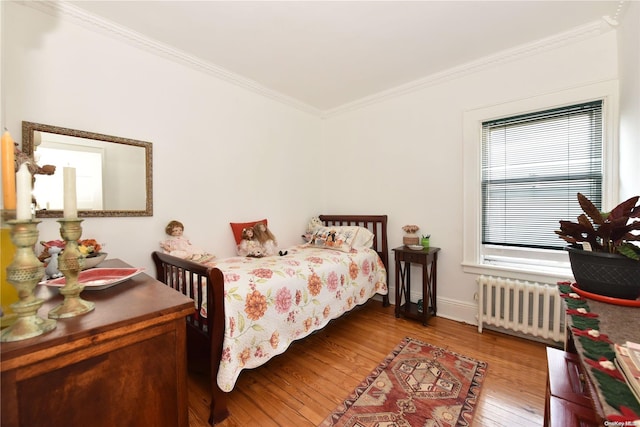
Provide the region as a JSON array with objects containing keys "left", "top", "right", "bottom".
[
  {"left": 152, "top": 214, "right": 389, "bottom": 425},
  {"left": 151, "top": 251, "right": 229, "bottom": 424}
]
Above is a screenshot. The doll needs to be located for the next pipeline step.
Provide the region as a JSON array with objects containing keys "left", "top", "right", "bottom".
[
  {"left": 253, "top": 222, "right": 285, "bottom": 256},
  {"left": 160, "top": 220, "right": 214, "bottom": 262},
  {"left": 237, "top": 227, "right": 264, "bottom": 257}
]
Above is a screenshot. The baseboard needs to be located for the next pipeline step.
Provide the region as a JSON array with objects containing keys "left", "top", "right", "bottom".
[
  {"left": 434, "top": 296, "right": 478, "bottom": 325},
  {"left": 480, "top": 324, "right": 565, "bottom": 347},
  {"left": 385, "top": 288, "right": 478, "bottom": 326},
  {"left": 383, "top": 289, "right": 565, "bottom": 346}
]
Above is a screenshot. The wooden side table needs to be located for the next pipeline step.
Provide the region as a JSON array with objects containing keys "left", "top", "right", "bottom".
[{"left": 393, "top": 246, "right": 440, "bottom": 325}]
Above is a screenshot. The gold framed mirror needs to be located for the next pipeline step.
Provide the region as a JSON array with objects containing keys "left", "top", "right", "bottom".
[{"left": 22, "top": 121, "right": 153, "bottom": 218}]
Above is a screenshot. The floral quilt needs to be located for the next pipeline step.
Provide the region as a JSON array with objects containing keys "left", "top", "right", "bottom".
[{"left": 202, "top": 244, "right": 388, "bottom": 392}]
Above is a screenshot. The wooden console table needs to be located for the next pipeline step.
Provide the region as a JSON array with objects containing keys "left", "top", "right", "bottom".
[
  {"left": 1, "top": 259, "right": 194, "bottom": 427},
  {"left": 393, "top": 246, "right": 440, "bottom": 325}
]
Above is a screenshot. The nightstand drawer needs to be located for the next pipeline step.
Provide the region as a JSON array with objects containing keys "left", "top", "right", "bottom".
[{"left": 401, "top": 251, "right": 426, "bottom": 264}]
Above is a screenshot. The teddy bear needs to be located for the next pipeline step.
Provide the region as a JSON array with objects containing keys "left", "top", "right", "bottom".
[{"left": 303, "top": 216, "right": 324, "bottom": 242}]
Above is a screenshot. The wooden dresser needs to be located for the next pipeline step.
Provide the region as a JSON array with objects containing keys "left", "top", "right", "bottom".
[
  {"left": 1, "top": 259, "right": 194, "bottom": 427},
  {"left": 545, "top": 347, "right": 600, "bottom": 426},
  {"left": 544, "top": 296, "right": 640, "bottom": 426}
]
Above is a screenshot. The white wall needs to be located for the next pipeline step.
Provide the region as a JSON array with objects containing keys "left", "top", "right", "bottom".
[
  {"left": 323, "top": 30, "right": 620, "bottom": 323},
  {"left": 617, "top": 1, "right": 640, "bottom": 201},
  {"left": 2, "top": 2, "right": 322, "bottom": 273}
]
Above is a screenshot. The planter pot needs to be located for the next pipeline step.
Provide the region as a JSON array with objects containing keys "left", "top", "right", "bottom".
[
  {"left": 567, "top": 246, "right": 640, "bottom": 300},
  {"left": 403, "top": 234, "right": 419, "bottom": 246}
]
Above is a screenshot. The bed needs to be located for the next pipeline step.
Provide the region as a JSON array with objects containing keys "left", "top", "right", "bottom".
[{"left": 152, "top": 214, "right": 389, "bottom": 424}]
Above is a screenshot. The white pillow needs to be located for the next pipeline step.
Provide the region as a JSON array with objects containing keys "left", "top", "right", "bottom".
[
  {"left": 306, "top": 226, "right": 374, "bottom": 251},
  {"left": 351, "top": 226, "right": 375, "bottom": 248}
]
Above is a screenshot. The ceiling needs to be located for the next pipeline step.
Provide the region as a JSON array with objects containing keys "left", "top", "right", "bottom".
[{"left": 66, "top": 1, "right": 625, "bottom": 113}]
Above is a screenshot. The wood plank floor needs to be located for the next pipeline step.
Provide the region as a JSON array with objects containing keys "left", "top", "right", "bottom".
[{"left": 187, "top": 300, "right": 551, "bottom": 426}]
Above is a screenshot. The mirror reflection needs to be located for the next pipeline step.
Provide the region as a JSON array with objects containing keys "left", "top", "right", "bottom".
[{"left": 22, "top": 122, "right": 153, "bottom": 217}]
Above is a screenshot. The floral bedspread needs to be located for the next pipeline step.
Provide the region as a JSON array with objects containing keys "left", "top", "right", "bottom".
[{"left": 203, "top": 244, "right": 388, "bottom": 392}]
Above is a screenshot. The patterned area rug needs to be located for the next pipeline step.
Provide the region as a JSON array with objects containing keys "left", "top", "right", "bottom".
[{"left": 319, "top": 337, "right": 488, "bottom": 427}]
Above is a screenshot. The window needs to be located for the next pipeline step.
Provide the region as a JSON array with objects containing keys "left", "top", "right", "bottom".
[
  {"left": 462, "top": 81, "right": 618, "bottom": 281},
  {"left": 481, "top": 101, "right": 603, "bottom": 251},
  {"left": 34, "top": 144, "right": 104, "bottom": 211}
]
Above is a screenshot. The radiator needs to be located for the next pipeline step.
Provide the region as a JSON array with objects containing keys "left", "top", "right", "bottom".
[{"left": 477, "top": 275, "right": 565, "bottom": 343}]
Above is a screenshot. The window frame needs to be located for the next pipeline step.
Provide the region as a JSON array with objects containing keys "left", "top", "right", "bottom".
[
  {"left": 462, "top": 81, "right": 619, "bottom": 283},
  {"left": 481, "top": 100, "right": 603, "bottom": 251}
]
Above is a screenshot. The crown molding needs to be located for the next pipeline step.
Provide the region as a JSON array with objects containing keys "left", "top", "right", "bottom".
[
  {"left": 23, "top": 1, "right": 322, "bottom": 117},
  {"left": 322, "top": 20, "right": 610, "bottom": 118},
  {"left": 23, "top": 2, "right": 615, "bottom": 119}
]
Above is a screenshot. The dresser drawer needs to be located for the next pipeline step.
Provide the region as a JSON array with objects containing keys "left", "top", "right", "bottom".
[
  {"left": 546, "top": 347, "right": 593, "bottom": 408},
  {"left": 545, "top": 347, "right": 600, "bottom": 427},
  {"left": 546, "top": 396, "right": 599, "bottom": 427}
]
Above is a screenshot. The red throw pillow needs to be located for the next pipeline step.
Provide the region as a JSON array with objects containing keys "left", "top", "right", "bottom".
[{"left": 229, "top": 219, "right": 268, "bottom": 245}]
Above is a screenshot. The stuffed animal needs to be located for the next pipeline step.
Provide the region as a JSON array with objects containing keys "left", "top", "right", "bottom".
[
  {"left": 44, "top": 246, "right": 63, "bottom": 280},
  {"left": 308, "top": 216, "right": 323, "bottom": 233},
  {"left": 303, "top": 216, "right": 324, "bottom": 242}
]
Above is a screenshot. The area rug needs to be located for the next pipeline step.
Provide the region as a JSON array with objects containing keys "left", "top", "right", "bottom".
[{"left": 319, "top": 337, "right": 488, "bottom": 427}]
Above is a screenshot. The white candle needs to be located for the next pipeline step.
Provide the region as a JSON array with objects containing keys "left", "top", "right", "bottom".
[
  {"left": 16, "top": 163, "right": 32, "bottom": 220},
  {"left": 63, "top": 167, "right": 77, "bottom": 218}
]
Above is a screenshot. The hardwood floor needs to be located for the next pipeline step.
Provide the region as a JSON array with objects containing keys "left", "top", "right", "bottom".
[{"left": 187, "top": 300, "right": 550, "bottom": 426}]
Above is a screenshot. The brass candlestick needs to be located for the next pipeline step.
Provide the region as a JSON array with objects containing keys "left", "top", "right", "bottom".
[
  {"left": 48, "top": 219, "right": 95, "bottom": 319},
  {"left": 1, "top": 209, "right": 19, "bottom": 328},
  {"left": 0, "top": 219, "right": 56, "bottom": 342}
]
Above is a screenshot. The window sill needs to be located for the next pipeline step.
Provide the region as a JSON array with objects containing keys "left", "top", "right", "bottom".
[{"left": 462, "top": 261, "right": 574, "bottom": 285}]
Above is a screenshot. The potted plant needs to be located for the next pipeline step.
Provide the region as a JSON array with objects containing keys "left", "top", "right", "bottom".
[
  {"left": 555, "top": 193, "right": 640, "bottom": 300},
  {"left": 402, "top": 224, "right": 420, "bottom": 246}
]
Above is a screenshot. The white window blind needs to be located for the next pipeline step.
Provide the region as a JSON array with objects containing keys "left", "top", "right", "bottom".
[{"left": 481, "top": 100, "right": 603, "bottom": 250}]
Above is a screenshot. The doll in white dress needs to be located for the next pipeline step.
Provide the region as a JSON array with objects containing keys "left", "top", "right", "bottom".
[
  {"left": 160, "top": 220, "right": 214, "bottom": 262},
  {"left": 237, "top": 227, "right": 264, "bottom": 257}
]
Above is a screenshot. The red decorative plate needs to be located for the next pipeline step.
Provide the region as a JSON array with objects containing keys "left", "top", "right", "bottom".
[
  {"left": 40, "top": 268, "right": 144, "bottom": 291},
  {"left": 569, "top": 283, "right": 640, "bottom": 307}
]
